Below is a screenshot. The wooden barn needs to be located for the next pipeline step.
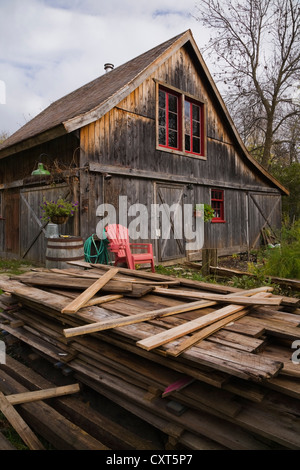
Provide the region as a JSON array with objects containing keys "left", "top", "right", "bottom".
[{"left": 0, "top": 29, "right": 288, "bottom": 266}]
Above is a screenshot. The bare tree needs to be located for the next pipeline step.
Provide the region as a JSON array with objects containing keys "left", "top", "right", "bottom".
[
  {"left": 0, "top": 131, "right": 9, "bottom": 144},
  {"left": 194, "top": 0, "right": 300, "bottom": 168}
]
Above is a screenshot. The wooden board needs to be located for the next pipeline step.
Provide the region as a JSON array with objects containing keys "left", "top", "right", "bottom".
[
  {"left": 154, "top": 287, "right": 282, "bottom": 306},
  {"left": 61, "top": 268, "right": 119, "bottom": 313},
  {"left": 6, "top": 384, "right": 80, "bottom": 405},
  {"left": 135, "top": 292, "right": 272, "bottom": 351},
  {"left": 0, "top": 390, "right": 45, "bottom": 450}
]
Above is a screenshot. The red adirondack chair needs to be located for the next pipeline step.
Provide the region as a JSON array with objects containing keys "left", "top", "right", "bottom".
[{"left": 105, "top": 224, "right": 155, "bottom": 272}]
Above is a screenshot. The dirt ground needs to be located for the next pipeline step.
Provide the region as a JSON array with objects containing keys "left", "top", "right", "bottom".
[{"left": 217, "top": 252, "right": 257, "bottom": 272}]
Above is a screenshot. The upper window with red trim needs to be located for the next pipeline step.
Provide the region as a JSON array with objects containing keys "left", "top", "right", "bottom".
[
  {"left": 157, "top": 84, "right": 205, "bottom": 158},
  {"left": 211, "top": 189, "right": 225, "bottom": 223},
  {"left": 158, "top": 87, "right": 181, "bottom": 151}
]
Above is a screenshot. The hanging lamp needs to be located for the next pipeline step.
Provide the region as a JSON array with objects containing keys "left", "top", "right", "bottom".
[{"left": 31, "top": 163, "right": 50, "bottom": 176}]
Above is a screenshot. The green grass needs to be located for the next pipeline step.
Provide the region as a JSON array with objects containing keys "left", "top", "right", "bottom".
[
  {"left": 0, "top": 419, "right": 29, "bottom": 450},
  {"left": 0, "top": 258, "right": 34, "bottom": 275},
  {"left": 155, "top": 261, "right": 297, "bottom": 297},
  {"left": 155, "top": 264, "right": 218, "bottom": 284}
]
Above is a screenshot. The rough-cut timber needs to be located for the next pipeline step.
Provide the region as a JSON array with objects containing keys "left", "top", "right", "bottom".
[{"left": 0, "top": 266, "right": 299, "bottom": 450}]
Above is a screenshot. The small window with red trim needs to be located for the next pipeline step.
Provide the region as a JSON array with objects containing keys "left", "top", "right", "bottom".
[
  {"left": 184, "top": 99, "right": 204, "bottom": 156},
  {"left": 211, "top": 189, "right": 225, "bottom": 223},
  {"left": 158, "top": 87, "right": 181, "bottom": 151}
]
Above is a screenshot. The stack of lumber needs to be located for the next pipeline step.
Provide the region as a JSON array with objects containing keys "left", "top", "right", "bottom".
[
  {"left": 0, "top": 262, "right": 300, "bottom": 450},
  {"left": 0, "top": 354, "right": 161, "bottom": 450}
]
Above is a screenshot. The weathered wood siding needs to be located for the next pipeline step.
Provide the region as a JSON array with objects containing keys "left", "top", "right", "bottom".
[
  {"left": 0, "top": 133, "right": 79, "bottom": 261},
  {"left": 19, "top": 183, "right": 78, "bottom": 264},
  {"left": 0, "top": 133, "right": 79, "bottom": 186}
]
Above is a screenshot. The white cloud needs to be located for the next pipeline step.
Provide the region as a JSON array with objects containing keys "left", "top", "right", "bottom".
[{"left": 0, "top": 0, "right": 211, "bottom": 136}]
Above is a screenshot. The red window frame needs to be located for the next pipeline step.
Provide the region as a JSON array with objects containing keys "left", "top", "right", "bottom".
[
  {"left": 184, "top": 98, "right": 204, "bottom": 156},
  {"left": 158, "top": 87, "right": 182, "bottom": 151},
  {"left": 211, "top": 189, "right": 225, "bottom": 223}
]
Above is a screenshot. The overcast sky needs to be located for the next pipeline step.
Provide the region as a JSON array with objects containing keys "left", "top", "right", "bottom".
[{"left": 0, "top": 0, "right": 214, "bottom": 137}]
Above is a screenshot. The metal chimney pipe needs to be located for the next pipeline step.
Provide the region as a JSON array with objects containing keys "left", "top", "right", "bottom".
[{"left": 104, "top": 63, "right": 114, "bottom": 73}]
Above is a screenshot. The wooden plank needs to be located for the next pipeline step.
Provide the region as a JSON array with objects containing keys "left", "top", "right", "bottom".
[
  {"left": 63, "top": 299, "right": 219, "bottom": 338},
  {"left": 61, "top": 268, "right": 119, "bottom": 314},
  {"left": 223, "top": 316, "right": 266, "bottom": 337},
  {"left": 50, "top": 268, "right": 180, "bottom": 285},
  {"left": 166, "top": 309, "right": 250, "bottom": 357},
  {"left": 3, "top": 356, "right": 155, "bottom": 451},
  {"left": 0, "top": 391, "right": 45, "bottom": 450},
  {"left": 0, "top": 369, "right": 109, "bottom": 450},
  {"left": 206, "top": 329, "right": 266, "bottom": 353},
  {"left": 74, "top": 363, "right": 272, "bottom": 450},
  {"left": 62, "top": 287, "right": 274, "bottom": 338},
  {"left": 154, "top": 287, "right": 282, "bottom": 306},
  {"left": 14, "top": 272, "right": 133, "bottom": 293},
  {"left": 85, "top": 294, "right": 123, "bottom": 306},
  {"left": 179, "top": 342, "right": 283, "bottom": 382},
  {"left": 136, "top": 293, "right": 272, "bottom": 351},
  {"left": 137, "top": 304, "right": 248, "bottom": 351},
  {"left": 249, "top": 316, "right": 300, "bottom": 341},
  {"left": 6, "top": 384, "right": 80, "bottom": 405}
]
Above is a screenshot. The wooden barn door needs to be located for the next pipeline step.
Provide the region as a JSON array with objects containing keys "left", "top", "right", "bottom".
[
  {"left": 156, "top": 183, "right": 186, "bottom": 262},
  {"left": 248, "top": 193, "right": 282, "bottom": 249},
  {"left": 4, "top": 189, "right": 20, "bottom": 255},
  {"left": 20, "top": 184, "right": 71, "bottom": 263}
]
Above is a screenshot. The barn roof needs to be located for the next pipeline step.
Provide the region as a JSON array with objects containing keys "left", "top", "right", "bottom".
[
  {"left": 0, "top": 29, "right": 288, "bottom": 194},
  {"left": 0, "top": 31, "right": 187, "bottom": 155}
]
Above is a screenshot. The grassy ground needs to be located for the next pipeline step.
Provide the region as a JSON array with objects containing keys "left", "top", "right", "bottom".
[{"left": 0, "top": 258, "right": 34, "bottom": 275}]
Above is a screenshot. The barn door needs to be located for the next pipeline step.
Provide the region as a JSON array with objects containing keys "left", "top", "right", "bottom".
[
  {"left": 248, "top": 193, "right": 281, "bottom": 249},
  {"left": 20, "top": 184, "right": 71, "bottom": 263},
  {"left": 4, "top": 189, "right": 20, "bottom": 255},
  {"left": 156, "top": 184, "right": 186, "bottom": 262}
]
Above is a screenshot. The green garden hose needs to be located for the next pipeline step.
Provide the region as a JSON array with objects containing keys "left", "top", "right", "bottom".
[{"left": 84, "top": 233, "right": 111, "bottom": 265}]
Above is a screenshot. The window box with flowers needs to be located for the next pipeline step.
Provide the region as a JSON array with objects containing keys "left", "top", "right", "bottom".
[{"left": 40, "top": 198, "right": 79, "bottom": 225}]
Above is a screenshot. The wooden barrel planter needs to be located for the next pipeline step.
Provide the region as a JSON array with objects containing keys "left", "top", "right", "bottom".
[{"left": 45, "top": 237, "right": 84, "bottom": 269}]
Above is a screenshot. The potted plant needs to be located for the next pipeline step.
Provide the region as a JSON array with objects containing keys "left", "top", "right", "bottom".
[
  {"left": 194, "top": 204, "right": 215, "bottom": 222},
  {"left": 40, "top": 198, "right": 79, "bottom": 224}
]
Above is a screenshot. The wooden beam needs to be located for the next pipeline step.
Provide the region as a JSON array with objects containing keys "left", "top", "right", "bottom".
[
  {"left": 62, "top": 287, "right": 274, "bottom": 338},
  {"left": 154, "top": 287, "right": 282, "bottom": 306},
  {"left": 166, "top": 310, "right": 250, "bottom": 357},
  {"left": 6, "top": 384, "right": 80, "bottom": 405},
  {"left": 61, "top": 268, "right": 119, "bottom": 314},
  {"left": 63, "top": 299, "right": 218, "bottom": 338},
  {"left": 89, "top": 163, "right": 281, "bottom": 194},
  {"left": 85, "top": 294, "right": 123, "bottom": 306},
  {"left": 0, "top": 391, "right": 45, "bottom": 450},
  {"left": 136, "top": 293, "right": 272, "bottom": 351}
]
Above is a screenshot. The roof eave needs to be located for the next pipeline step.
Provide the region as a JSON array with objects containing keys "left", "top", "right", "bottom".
[{"left": 0, "top": 124, "right": 67, "bottom": 160}]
